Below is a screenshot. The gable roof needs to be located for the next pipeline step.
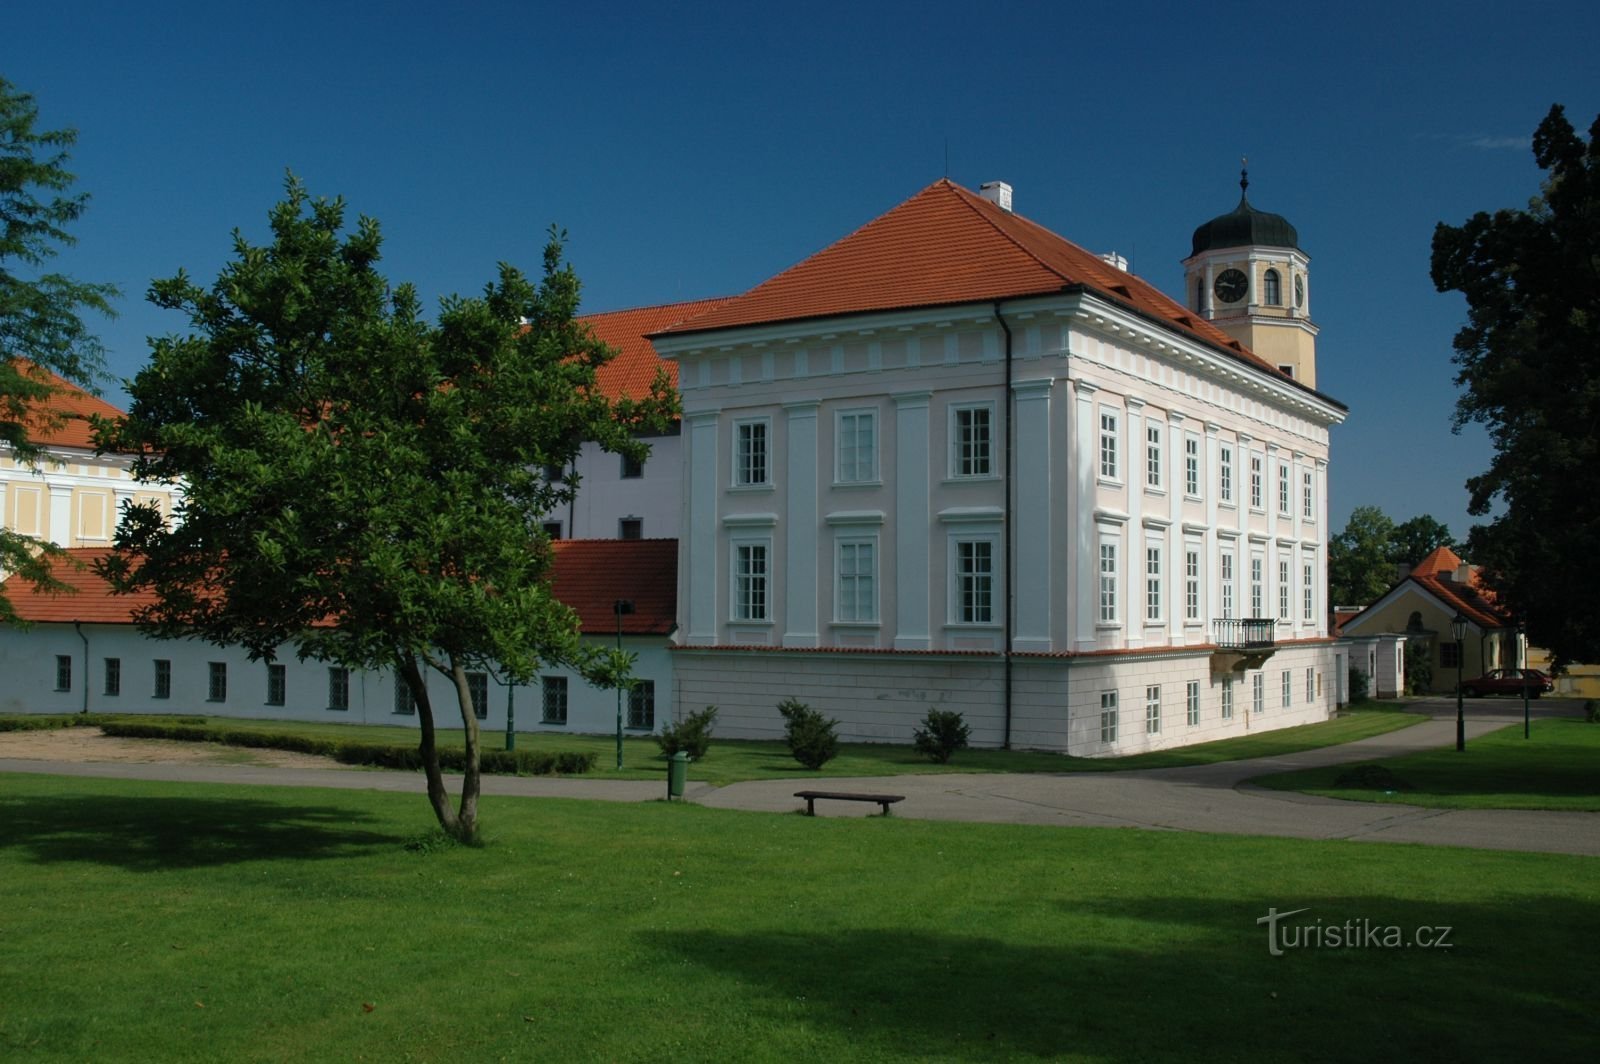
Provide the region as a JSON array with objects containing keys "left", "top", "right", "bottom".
[
  {"left": 1407, "top": 546, "right": 1511, "bottom": 630},
  {"left": 3, "top": 541, "right": 679, "bottom": 637},
  {"left": 1340, "top": 545, "right": 1513, "bottom": 635},
  {"left": 657, "top": 179, "right": 1299, "bottom": 386},
  {"left": 3, "top": 360, "right": 126, "bottom": 451},
  {"left": 583, "top": 299, "right": 727, "bottom": 401}
]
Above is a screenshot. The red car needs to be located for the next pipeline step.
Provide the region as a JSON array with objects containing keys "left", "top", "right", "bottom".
[{"left": 1460, "top": 668, "right": 1554, "bottom": 698}]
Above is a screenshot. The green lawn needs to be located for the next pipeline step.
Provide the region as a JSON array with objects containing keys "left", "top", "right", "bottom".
[
  {"left": 4, "top": 704, "right": 1422, "bottom": 786},
  {"left": 1251, "top": 718, "right": 1600, "bottom": 810},
  {"left": 0, "top": 773, "right": 1590, "bottom": 1061}
]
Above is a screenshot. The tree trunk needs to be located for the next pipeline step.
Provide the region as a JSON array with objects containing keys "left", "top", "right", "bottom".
[
  {"left": 400, "top": 654, "right": 464, "bottom": 840},
  {"left": 446, "top": 655, "right": 483, "bottom": 841}
]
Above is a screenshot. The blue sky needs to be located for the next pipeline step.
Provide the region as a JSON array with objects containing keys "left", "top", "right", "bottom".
[{"left": 6, "top": 1, "right": 1597, "bottom": 539}]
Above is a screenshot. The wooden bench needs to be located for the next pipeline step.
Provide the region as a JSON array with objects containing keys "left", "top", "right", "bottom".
[{"left": 794, "top": 790, "right": 905, "bottom": 817}]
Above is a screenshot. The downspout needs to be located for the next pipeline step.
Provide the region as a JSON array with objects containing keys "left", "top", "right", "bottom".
[
  {"left": 73, "top": 622, "right": 90, "bottom": 715},
  {"left": 995, "top": 301, "right": 1014, "bottom": 749}
]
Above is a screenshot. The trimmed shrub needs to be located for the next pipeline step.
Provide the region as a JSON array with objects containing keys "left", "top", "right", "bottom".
[
  {"left": 0, "top": 714, "right": 107, "bottom": 732},
  {"left": 656, "top": 705, "right": 718, "bottom": 760},
  {"left": 1404, "top": 641, "right": 1433, "bottom": 696},
  {"left": 1584, "top": 700, "right": 1598, "bottom": 724},
  {"left": 912, "top": 709, "right": 971, "bottom": 764},
  {"left": 777, "top": 698, "right": 838, "bottom": 770},
  {"left": 1348, "top": 668, "right": 1370, "bottom": 704}
]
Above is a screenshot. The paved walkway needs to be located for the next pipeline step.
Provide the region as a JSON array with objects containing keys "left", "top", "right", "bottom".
[{"left": 3, "top": 699, "right": 1595, "bottom": 856}]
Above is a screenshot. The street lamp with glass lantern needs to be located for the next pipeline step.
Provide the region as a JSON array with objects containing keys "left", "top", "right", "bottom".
[{"left": 1452, "top": 612, "right": 1468, "bottom": 752}]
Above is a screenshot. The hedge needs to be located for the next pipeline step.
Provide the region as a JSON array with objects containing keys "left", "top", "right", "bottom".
[{"left": 95, "top": 721, "right": 596, "bottom": 776}]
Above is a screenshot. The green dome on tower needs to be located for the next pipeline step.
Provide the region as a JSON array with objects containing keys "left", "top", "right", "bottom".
[{"left": 1190, "top": 166, "right": 1300, "bottom": 256}]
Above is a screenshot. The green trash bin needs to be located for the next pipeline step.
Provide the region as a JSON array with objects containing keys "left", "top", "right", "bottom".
[{"left": 667, "top": 751, "right": 688, "bottom": 800}]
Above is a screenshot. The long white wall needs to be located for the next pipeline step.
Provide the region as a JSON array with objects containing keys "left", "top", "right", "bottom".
[
  {"left": 671, "top": 641, "right": 1340, "bottom": 756},
  {"left": 0, "top": 622, "right": 673, "bottom": 736}
]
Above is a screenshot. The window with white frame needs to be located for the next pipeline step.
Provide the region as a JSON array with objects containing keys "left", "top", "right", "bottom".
[
  {"left": 953, "top": 538, "right": 995, "bottom": 624},
  {"left": 1221, "top": 677, "right": 1234, "bottom": 719},
  {"left": 153, "top": 659, "right": 171, "bottom": 700},
  {"left": 836, "top": 538, "right": 877, "bottom": 623},
  {"left": 208, "top": 661, "right": 227, "bottom": 703},
  {"left": 734, "top": 541, "right": 770, "bottom": 622},
  {"left": 1185, "top": 548, "right": 1200, "bottom": 622},
  {"left": 1305, "top": 667, "right": 1315, "bottom": 703},
  {"left": 1249, "top": 454, "right": 1263, "bottom": 509},
  {"left": 329, "top": 666, "right": 350, "bottom": 712},
  {"left": 1278, "top": 463, "right": 1290, "bottom": 514},
  {"left": 394, "top": 678, "right": 416, "bottom": 715},
  {"left": 1278, "top": 559, "right": 1291, "bottom": 620},
  {"left": 1220, "top": 550, "right": 1235, "bottom": 619},
  {"left": 628, "top": 680, "right": 655, "bottom": 729},
  {"left": 1303, "top": 559, "right": 1315, "bottom": 622},
  {"left": 1281, "top": 670, "right": 1292, "bottom": 708},
  {"left": 1184, "top": 435, "right": 1200, "bottom": 496},
  {"left": 1145, "top": 686, "right": 1161, "bottom": 733},
  {"left": 1100, "top": 691, "right": 1119, "bottom": 743},
  {"left": 1264, "top": 268, "right": 1282, "bottom": 306},
  {"left": 1303, "top": 470, "right": 1314, "bottom": 519},
  {"left": 1219, "top": 445, "right": 1233, "bottom": 502},
  {"left": 734, "top": 419, "right": 769, "bottom": 486},
  {"left": 1099, "top": 409, "right": 1119, "bottom": 480},
  {"left": 1098, "top": 538, "right": 1119, "bottom": 624},
  {"left": 621, "top": 453, "right": 644, "bottom": 479},
  {"left": 837, "top": 409, "right": 878, "bottom": 483},
  {"left": 541, "top": 676, "right": 567, "bottom": 724},
  {"left": 1145, "top": 543, "right": 1162, "bottom": 623},
  {"left": 1146, "top": 422, "right": 1162, "bottom": 489},
  {"left": 1186, "top": 681, "right": 1200, "bottom": 726},
  {"left": 1252, "top": 673, "right": 1264, "bottom": 714},
  {"left": 1250, "top": 554, "right": 1264, "bottom": 617},
  {"left": 104, "top": 657, "right": 121, "bottom": 697},
  {"left": 951, "top": 404, "right": 993, "bottom": 478}
]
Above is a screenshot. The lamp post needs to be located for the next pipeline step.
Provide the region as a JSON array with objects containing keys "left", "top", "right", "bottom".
[
  {"left": 613, "top": 599, "right": 634, "bottom": 770},
  {"left": 1451, "top": 612, "right": 1468, "bottom": 752},
  {"left": 1518, "top": 622, "right": 1529, "bottom": 740}
]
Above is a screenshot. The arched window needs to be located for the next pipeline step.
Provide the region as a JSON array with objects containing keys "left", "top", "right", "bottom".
[
  {"left": 1263, "top": 268, "right": 1282, "bottom": 306},
  {"left": 1407, "top": 611, "right": 1424, "bottom": 632},
  {"left": 1196, "top": 277, "right": 1205, "bottom": 312}
]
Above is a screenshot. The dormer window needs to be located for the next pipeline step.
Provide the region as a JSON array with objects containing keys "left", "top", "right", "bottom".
[{"left": 1263, "top": 268, "right": 1282, "bottom": 306}]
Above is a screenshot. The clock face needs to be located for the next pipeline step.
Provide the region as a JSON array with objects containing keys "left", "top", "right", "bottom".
[
  {"left": 1214, "top": 268, "right": 1248, "bottom": 304},
  {"left": 1294, "top": 275, "right": 1305, "bottom": 308}
]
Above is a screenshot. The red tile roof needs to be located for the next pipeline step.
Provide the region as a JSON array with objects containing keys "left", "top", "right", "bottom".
[
  {"left": 4, "top": 360, "right": 126, "bottom": 450},
  {"left": 549, "top": 538, "right": 677, "bottom": 635},
  {"left": 0, "top": 548, "right": 160, "bottom": 623},
  {"left": 657, "top": 179, "right": 1297, "bottom": 385},
  {"left": 583, "top": 299, "right": 726, "bottom": 401},
  {"left": 1407, "top": 546, "right": 1512, "bottom": 629},
  {"left": 3, "top": 541, "right": 679, "bottom": 637}
]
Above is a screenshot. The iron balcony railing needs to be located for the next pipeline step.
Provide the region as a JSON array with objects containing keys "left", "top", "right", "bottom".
[{"left": 1212, "top": 618, "right": 1278, "bottom": 650}]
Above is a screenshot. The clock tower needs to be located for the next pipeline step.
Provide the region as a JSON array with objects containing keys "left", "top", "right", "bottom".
[{"left": 1182, "top": 165, "right": 1319, "bottom": 387}]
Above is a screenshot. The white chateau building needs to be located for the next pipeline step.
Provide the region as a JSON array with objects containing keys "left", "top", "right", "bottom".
[
  {"left": 5, "top": 175, "right": 1349, "bottom": 756},
  {"left": 646, "top": 176, "right": 1346, "bottom": 753}
]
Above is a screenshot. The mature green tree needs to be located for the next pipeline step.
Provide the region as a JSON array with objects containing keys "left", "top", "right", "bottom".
[
  {"left": 1432, "top": 104, "right": 1600, "bottom": 668},
  {"left": 1388, "top": 515, "right": 1456, "bottom": 569},
  {"left": 1328, "top": 505, "right": 1396, "bottom": 607},
  {"left": 100, "top": 178, "right": 676, "bottom": 840},
  {"left": 1, "top": 76, "right": 117, "bottom": 622}
]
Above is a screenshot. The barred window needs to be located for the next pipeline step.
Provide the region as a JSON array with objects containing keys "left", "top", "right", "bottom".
[
  {"left": 628, "top": 680, "right": 655, "bottom": 729},
  {"left": 541, "top": 676, "right": 568, "bottom": 724},
  {"left": 468, "top": 671, "right": 489, "bottom": 720}
]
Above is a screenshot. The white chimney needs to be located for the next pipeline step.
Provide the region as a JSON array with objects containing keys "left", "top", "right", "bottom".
[
  {"left": 1099, "top": 251, "right": 1130, "bottom": 272},
  {"left": 978, "top": 181, "right": 1013, "bottom": 212},
  {"left": 1455, "top": 563, "right": 1474, "bottom": 584}
]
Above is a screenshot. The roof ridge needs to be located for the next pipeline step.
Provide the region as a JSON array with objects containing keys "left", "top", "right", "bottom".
[
  {"left": 583, "top": 296, "right": 730, "bottom": 319},
  {"left": 943, "top": 182, "right": 1073, "bottom": 287}
]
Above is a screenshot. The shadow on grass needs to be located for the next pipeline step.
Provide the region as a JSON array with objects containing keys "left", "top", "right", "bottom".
[
  {"left": 0, "top": 793, "right": 403, "bottom": 870},
  {"left": 642, "top": 894, "right": 1594, "bottom": 1062}
]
